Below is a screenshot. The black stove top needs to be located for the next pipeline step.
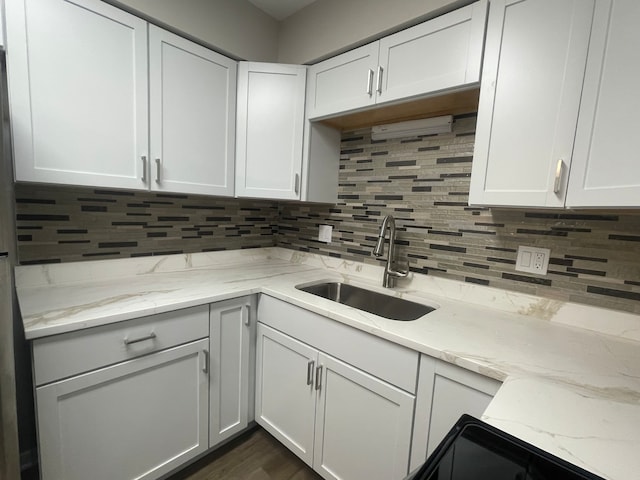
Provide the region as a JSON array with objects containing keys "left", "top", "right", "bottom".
[{"left": 408, "top": 415, "right": 604, "bottom": 480}]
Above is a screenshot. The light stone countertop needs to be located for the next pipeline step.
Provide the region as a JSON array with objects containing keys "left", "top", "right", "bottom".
[{"left": 15, "top": 247, "right": 640, "bottom": 480}]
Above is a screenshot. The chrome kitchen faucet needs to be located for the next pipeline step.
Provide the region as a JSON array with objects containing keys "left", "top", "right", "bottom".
[{"left": 373, "top": 215, "right": 409, "bottom": 288}]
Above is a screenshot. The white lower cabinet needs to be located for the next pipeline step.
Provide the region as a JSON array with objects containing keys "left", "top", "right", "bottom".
[
  {"left": 313, "top": 353, "right": 414, "bottom": 480},
  {"left": 255, "top": 321, "right": 415, "bottom": 480},
  {"left": 32, "top": 306, "right": 211, "bottom": 480},
  {"left": 209, "top": 296, "right": 255, "bottom": 447},
  {"left": 410, "top": 355, "right": 502, "bottom": 471},
  {"left": 36, "top": 339, "right": 209, "bottom": 480},
  {"left": 255, "top": 323, "right": 317, "bottom": 464}
]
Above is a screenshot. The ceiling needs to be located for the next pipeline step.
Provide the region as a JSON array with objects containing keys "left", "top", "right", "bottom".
[{"left": 248, "top": 0, "right": 317, "bottom": 21}]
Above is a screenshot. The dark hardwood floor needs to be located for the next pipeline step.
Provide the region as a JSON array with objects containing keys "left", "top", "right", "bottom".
[
  {"left": 19, "top": 427, "right": 319, "bottom": 480},
  {"left": 170, "top": 428, "right": 322, "bottom": 480}
]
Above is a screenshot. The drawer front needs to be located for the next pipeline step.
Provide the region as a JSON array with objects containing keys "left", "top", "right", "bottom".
[
  {"left": 33, "top": 305, "right": 209, "bottom": 386},
  {"left": 258, "top": 295, "right": 418, "bottom": 393}
]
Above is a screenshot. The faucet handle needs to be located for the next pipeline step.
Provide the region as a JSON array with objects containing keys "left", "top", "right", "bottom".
[{"left": 388, "top": 260, "right": 409, "bottom": 278}]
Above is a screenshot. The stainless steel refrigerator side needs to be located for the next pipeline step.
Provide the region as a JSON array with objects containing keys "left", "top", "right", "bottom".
[{"left": 0, "top": 46, "right": 23, "bottom": 479}]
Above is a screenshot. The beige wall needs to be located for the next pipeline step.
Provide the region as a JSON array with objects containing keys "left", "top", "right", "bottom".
[
  {"left": 109, "top": 0, "right": 470, "bottom": 64},
  {"left": 112, "top": 0, "right": 280, "bottom": 61},
  {"left": 277, "top": 0, "right": 469, "bottom": 64}
]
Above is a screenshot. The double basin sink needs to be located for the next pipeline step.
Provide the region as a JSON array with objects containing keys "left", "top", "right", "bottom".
[{"left": 296, "top": 281, "right": 436, "bottom": 321}]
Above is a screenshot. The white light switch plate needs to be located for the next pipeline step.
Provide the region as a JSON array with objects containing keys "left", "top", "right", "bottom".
[
  {"left": 318, "top": 224, "right": 332, "bottom": 243},
  {"left": 515, "top": 246, "right": 550, "bottom": 275}
]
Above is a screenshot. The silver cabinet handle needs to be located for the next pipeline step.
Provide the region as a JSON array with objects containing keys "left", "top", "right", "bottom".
[
  {"left": 202, "top": 349, "right": 209, "bottom": 373},
  {"left": 244, "top": 304, "right": 251, "bottom": 326},
  {"left": 155, "top": 158, "right": 161, "bottom": 184},
  {"left": 141, "top": 155, "right": 147, "bottom": 183},
  {"left": 123, "top": 332, "right": 156, "bottom": 346},
  {"left": 376, "top": 66, "right": 384, "bottom": 94},
  {"left": 366, "top": 69, "right": 374, "bottom": 96},
  {"left": 315, "top": 365, "right": 323, "bottom": 390},
  {"left": 553, "top": 159, "right": 564, "bottom": 194},
  {"left": 294, "top": 173, "right": 300, "bottom": 195},
  {"left": 307, "top": 360, "right": 315, "bottom": 386}
]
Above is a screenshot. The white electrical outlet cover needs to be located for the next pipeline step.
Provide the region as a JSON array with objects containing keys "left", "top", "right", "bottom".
[
  {"left": 318, "top": 224, "right": 333, "bottom": 243},
  {"left": 515, "top": 246, "right": 550, "bottom": 275}
]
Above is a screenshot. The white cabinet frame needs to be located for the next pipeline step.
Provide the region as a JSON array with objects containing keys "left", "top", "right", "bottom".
[{"left": 209, "top": 296, "right": 254, "bottom": 447}]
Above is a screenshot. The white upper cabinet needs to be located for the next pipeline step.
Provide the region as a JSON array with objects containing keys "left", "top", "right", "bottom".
[
  {"left": 469, "top": 0, "right": 595, "bottom": 207},
  {"left": 149, "top": 26, "right": 236, "bottom": 196},
  {"left": 378, "top": 0, "right": 487, "bottom": 105},
  {"left": 306, "top": 43, "right": 379, "bottom": 120},
  {"left": 6, "top": 0, "right": 149, "bottom": 190},
  {"left": 6, "top": 0, "right": 237, "bottom": 196},
  {"left": 566, "top": 0, "right": 640, "bottom": 208},
  {"left": 235, "top": 62, "right": 307, "bottom": 200},
  {"left": 306, "top": 0, "right": 488, "bottom": 120}
]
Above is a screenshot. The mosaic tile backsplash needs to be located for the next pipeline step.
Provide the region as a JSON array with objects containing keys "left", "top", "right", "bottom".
[
  {"left": 14, "top": 113, "right": 640, "bottom": 314},
  {"left": 14, "top": 185, "right": 278, "bottom": 263}
]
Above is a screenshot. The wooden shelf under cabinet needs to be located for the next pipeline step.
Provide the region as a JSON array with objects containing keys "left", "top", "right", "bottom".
[{"left": 320, "top": 87, "right": 480, "bottom": 131}]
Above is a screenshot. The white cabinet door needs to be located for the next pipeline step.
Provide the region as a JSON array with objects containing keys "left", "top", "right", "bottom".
[
  {"left": 567, "top": 0, "right": 640, "bottom": 208},
  {"left": 313, "top": 353, "right": 414, "bottom": 480},
  {"left": 378, "top": 0, "right": 487, "bottom": 104},
  {"left": 209, "top": 297, "right": 252, "bottom": 447},
  {"left": 469, "top": 0, "right": 595, "bottom": 207},
  {"left": 36, "top": 339, "right": 209, "bottom": 480},
  {"left": 306, "top": 43, "right": 379, "bottom": 120},
  {"left": 6, "top": 0, "right": 148, "bottom": 190},
  {"left": 235, "top": 62, "right": 307, "bottom": 200},
  {"left": 410, "top": 356, "right": 502, "bottom": 469},
  {"left": 149, "top": 26, "right": 236, "bottom": 196},
  {"left": 255, "top": 323, "right": 317, "bottom": 466},
  {"left": 306, "top": 1, "right": 487, "bottom": 120},
  {"left": 426, "top": 361, "right": 501, "bottom": 456}
]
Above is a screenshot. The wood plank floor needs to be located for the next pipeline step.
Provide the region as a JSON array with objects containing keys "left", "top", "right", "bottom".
[{"left": 169, "top": 428, "right": 323, "bottom": 480}]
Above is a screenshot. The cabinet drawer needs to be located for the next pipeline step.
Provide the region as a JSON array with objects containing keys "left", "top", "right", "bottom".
[
  {"left": 258, "top": 295, "right": 418, "bottom": 393},
  {"left": 33, "top": 305, "right": 209, "bottom": 386}
]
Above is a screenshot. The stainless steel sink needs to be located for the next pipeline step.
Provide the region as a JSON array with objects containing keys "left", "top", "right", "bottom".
[{"left": 296, "top": 282, "right": 436, "bottom": 321}]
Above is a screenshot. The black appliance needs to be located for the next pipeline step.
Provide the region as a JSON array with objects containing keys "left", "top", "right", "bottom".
[{"left": 407, "top": 415, "right": 604, "bottom": 480}]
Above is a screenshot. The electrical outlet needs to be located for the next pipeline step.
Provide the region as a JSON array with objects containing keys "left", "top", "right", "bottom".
[
  {"left": 515, "top": 246, "right": 550, "bottom": 275},
  {"left": 318, "top": 224, "right": 332, "bottom": 243}
]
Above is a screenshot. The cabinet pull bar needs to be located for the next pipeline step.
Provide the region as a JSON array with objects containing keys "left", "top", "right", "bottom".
[
  {"left": 202, "top": 349, "right": 209, "bottom": 373},
  {"left": 141, "top": 155, "right": 147, "bottom": 182},
  {"left": 315, "top": 365, "right": 323, "bottom": 390},
  {"left": 123, "top": 332, "right": 156, "bottom": 346},
  {"left": 553, "top": 159, "right": 564, "bottom": 194},
  {"left": 376, "top": 66, "right": 384, "bottom": 94},
  {"left": 294, "top": 173, "right": 300, "bottom": 195},
  {"left": 366, "top": 69, "right": 374, "bottom": 96},
  {"left": 244, "top": 304, "right": 251, "bottom": 326},
  {"left": 155, "top": 158, "right": 161, "bottom": 184},
  {"left": 307, "top": 360, "right": 315, "bottom": 386}
]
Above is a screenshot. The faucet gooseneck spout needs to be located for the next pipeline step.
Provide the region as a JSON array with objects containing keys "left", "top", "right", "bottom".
[{"left": 373, "top": 215, "right": 409, "bottom": 288}]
